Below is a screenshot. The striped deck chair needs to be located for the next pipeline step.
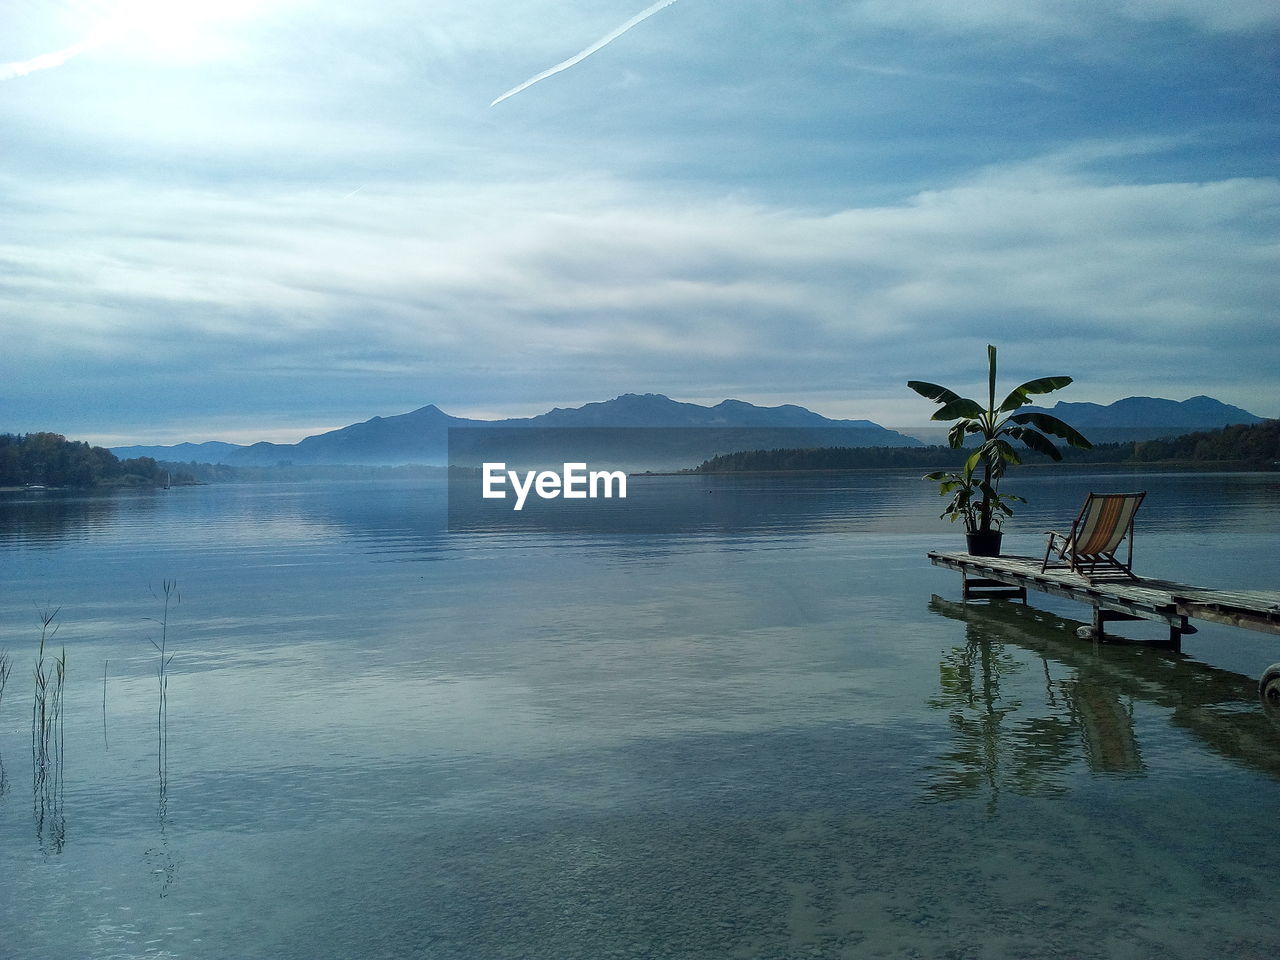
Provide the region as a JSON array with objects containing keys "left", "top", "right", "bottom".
[{"left": 1042, "top": 492, "right": 1146, "bottom": 581}]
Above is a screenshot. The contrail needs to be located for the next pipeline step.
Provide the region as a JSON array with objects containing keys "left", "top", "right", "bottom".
[
  {"left": 490, "top": 0, "right": 680, "bottom": 107},
  {"left": 0, "top": 36, "right": 107, "bottom": 81}
]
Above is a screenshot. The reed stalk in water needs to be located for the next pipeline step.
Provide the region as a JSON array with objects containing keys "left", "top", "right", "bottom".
[
  {"left": 147, "top": 581, "right": 179, "bottom": 784},
  {"left": 0, "top": 648, "right": 12, "bottom": 709},
  {"left": 32, "top": 606, "right": 64, "bottom": 770},
  {"left": 102, "top": 658, "right": 110, "bottom": 751}
]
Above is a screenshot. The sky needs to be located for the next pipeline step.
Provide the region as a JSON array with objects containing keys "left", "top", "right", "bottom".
[{"left": 1, "top": 0, "right": 1276, "bottom": 445}]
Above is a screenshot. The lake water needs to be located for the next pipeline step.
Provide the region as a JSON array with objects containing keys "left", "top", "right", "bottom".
[{"left": 1, "top": 470, "right": 1278, "bottom": 959}]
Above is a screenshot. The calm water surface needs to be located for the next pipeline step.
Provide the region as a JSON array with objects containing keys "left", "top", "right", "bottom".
[{"left": 1, "top": 471, "right": 1278, "bottom": 959}]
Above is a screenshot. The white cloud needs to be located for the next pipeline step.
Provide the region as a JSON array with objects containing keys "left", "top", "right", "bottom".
[
  {"left": 2, "top": 150, "right": 1275, "bottom": 434},
  {"left": 850, "top": 0, "right": 1280, "bottom": 35},
  {"left": 1118, "top": 0, "right": 1280, "bottom": 32}
]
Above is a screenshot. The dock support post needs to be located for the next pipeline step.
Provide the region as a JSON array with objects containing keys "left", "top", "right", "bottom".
[
  {"left": 1083, "top": 607, "right": 1153, "bottom": 643},
  {"left": 962, "top": 575, "right": 1027, "bottom": 602}
]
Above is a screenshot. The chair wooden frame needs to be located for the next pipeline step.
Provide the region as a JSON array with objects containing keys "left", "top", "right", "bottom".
[{"left": 1042, "top": 492, "right": 1146, "bottom": 582}]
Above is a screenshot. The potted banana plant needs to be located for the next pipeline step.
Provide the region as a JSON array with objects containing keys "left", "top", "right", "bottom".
[
  {"left": 924, "top": 462, "right": 1024, "bottom": 555},
  {"left": 909, "top": 345, "right": 1091, "bottom": 557}
]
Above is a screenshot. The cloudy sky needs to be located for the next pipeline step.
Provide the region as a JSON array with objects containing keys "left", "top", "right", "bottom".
[{"left": 2, "top": 0, "right": 1276, "bottom": 445}]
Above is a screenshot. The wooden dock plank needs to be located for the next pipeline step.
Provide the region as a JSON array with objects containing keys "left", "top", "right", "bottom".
[{"left": 929, "top": 551, "right": 1280, "bottom": 638}]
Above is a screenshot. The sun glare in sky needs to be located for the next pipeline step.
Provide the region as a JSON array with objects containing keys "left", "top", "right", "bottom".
[
  {"left": 0, "top": 0, "right": 269, "bottom": 76},
  {"left": 112, "top": 0, "right": 265, "bottom": 60}
]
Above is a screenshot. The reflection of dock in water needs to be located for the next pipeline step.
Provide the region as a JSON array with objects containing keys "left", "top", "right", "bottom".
[
  {"left": 930, "top": 550, "right": 1280, "bottom": 649},
  {"left": 929, "top": 595, "right": 1280, "bottom": 783}
]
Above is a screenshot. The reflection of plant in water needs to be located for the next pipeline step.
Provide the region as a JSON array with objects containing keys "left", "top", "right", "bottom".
[
  {"left": 923, "top": 607, "right": 1082, "bottom": 812},
  {"left": 145, "top": 791, "right": 180, "bottom": 897},
  {"left": 33, "top": 757, "right": 66, "bottom": 854},
  {"left": 924, "top": 595, "right": 1154, "bottom": 811}
]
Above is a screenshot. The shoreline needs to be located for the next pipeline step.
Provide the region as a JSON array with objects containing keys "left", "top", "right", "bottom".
[{"left": 641, "top": 459, "right": 1278, "bottom": 477}]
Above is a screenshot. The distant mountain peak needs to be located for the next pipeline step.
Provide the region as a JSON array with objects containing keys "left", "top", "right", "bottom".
[{"left": 1019, "top": 395, "right": 1262, "bottom": 439}]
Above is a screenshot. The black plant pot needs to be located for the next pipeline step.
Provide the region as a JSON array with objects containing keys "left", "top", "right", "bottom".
[{"left": 966, "top": 530, "right": 1003, "bottom": 557}]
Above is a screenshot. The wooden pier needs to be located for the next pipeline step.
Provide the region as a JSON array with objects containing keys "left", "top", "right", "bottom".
[{"left": 929, "top": 551, "right": 1280, "bottom": 648}]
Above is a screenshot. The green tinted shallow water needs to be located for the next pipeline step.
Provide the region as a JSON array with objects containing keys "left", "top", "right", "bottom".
[{"left": 1, "top": 471, "right": 1278, "bottom": 959}]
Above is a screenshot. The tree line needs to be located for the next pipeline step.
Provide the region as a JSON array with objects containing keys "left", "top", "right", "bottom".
[
  {"left": 1070, "top": 420, "right": 1280, "bottom": 465},
  {"left": 692, "top": 420, "right": 1280, "bottom": 473},
  {"left": 1, "top": 433, "right": 450, "bottom": 486},
  {"left": 0, "top": 432, "right": 194, "bottom": 488}
]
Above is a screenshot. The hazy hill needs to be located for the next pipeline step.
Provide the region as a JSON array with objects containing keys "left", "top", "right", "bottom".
[
  {"left": 224, "top": 405, "right": 477, "bottom": 467},
  {"left": 524, "top": 394, "right": 891, "bottom": 429},
  {"left": 109, "top": 440, "right": 245, "bottom": 463},
  {"left": 900, "top": 395, "right": 1263, "bottom": 445},
  {"left": 1023, "top": 395, "right": 1260, "bottom": 428},
  {"left": 1019, "top": 395, "right": 1262, "bottom": 442},
  {"left": 116, "top": 395, "right": 921, "bottom": 468}
]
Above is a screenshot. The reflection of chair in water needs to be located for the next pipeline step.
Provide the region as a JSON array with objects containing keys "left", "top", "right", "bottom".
[
  {"left": 1042, "top": 492, "right": 1146, "bottom": 582},
  {"left": 1063, "top": 680, "right": 1143, "bottom": 774}
]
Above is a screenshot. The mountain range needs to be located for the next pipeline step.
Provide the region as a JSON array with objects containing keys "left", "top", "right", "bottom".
[
  {"left": 111, "top": 393, "right": 1265, "bottom": 468},
  {"left": 1021, "top": 395, "right": 1262, "bottom": 430},
  {"left": 112, "top": 394, "right": 920, "bottom": 468},
  {"left": 895, "top": 395, "right": 1263, "bottom": 445}
]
